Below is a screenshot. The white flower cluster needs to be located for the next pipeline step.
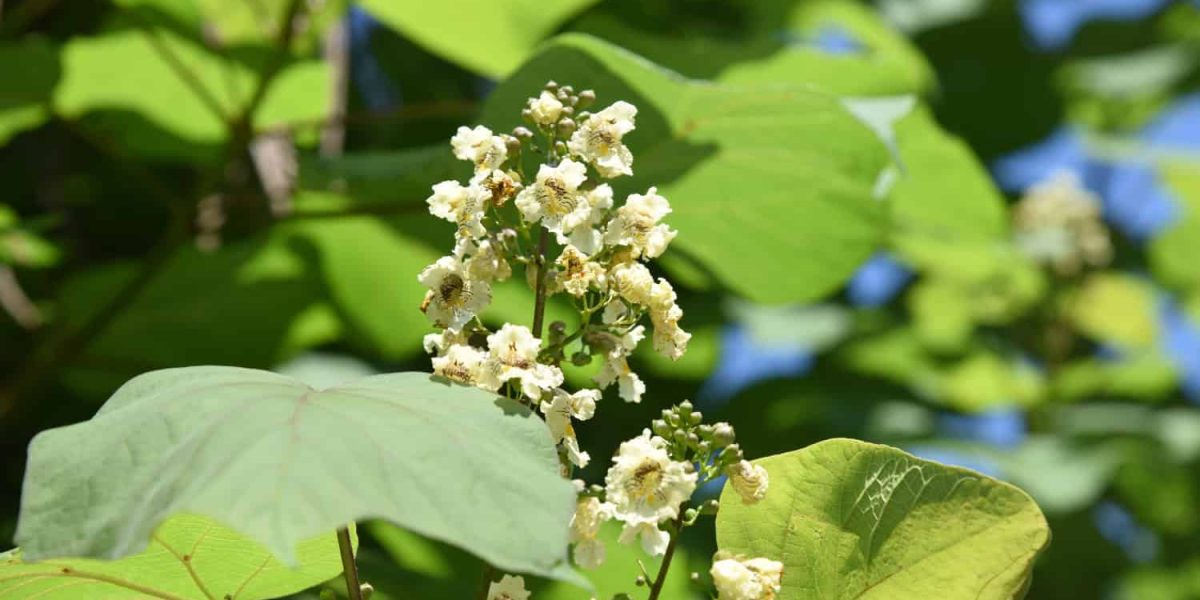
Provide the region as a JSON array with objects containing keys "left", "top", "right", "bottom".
[
  {"left": 711, "top": 556, "right": 785, "bottom": 600},
  {"left": 1013, "top": 171, "right": 1112, "bottom": 276},
  {"left": 419, "top": 82, "right": 691, "bottom": 472}
]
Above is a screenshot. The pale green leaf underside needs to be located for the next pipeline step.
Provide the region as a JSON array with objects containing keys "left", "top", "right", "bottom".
[
  {"left": 484, "top": 34, "right": 890, "bottom": 304},
  {"left": 1, "top": 514, "right": 346, "bottom": 600},
  {"left": 16, "top": 368, "right": 580, "bottom": 586},
  {"left": 716, "top": 438, "right": 1049, "bottom": 599}
]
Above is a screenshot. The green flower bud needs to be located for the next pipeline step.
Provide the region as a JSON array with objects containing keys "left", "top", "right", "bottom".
[
  {"left": 577, "top": 89, "right": 596, "bottom": 110},
  {"left": 556, "top": 118, "right": 577, "bottom": 138},
  {"left": 652, "top": 419, "right": 670, "bottom": 436},
  {"left": 687, "top": 411, "right": 703, "bottom": 426},
  {"left": 571, "top": 351, "right": 592, "bottom": 366},
  {"left": 712, "top": 422, "right": 736, "bottom": 446}
]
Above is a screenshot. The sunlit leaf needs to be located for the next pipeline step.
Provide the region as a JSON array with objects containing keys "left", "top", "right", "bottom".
[
  {"left": 357, "top": 0, "right": 599, "bottom": 77},
  {"left": 0, "top": 514, "right": 349, "bottom": 600},
  {"left": 716, "top": 438, "right": 1050, "bottom": 599}
]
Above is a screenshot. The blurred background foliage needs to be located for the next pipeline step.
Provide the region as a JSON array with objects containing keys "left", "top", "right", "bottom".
[{"left": 1, "top": 0, "right": 1199, "bottom": 598}]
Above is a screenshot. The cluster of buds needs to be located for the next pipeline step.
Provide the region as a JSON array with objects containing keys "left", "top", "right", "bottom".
[
  {"left": 1013, "top": 171, "right": 1112, "bottom": 277},
  {"left": 566, "top": 401, "right": 768, "bottom": 573},
  {"left": 419, "top": 82, "right": 691, "bottom": 470}
]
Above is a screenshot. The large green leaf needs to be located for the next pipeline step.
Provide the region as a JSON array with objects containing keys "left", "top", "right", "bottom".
[
  {"left": 716, "top": 438, "right": 1050, "bottom": 599},
  {"left": 16, "top": 368, "right": 582, "bottom": 585},
  {"left": 55, "top": 28, "right": 329, "bottom": 153},
  {"left": 483, "top": 34, "right": 890, "bottom": 304},
  {"left": 357, "top": 0, "right": 598, "bottom": 77},
  {"left": 1, "top": 514, "right": 348, "bottom": 599},
  {"left": 885, "top": 106, "right": 1009, "bottom": 246},
  {"left": 573, "top": 0, "right": 933, "bottom": 95}
]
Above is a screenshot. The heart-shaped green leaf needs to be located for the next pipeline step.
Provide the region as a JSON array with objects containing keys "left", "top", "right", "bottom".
[
  {"left": 1, "top": 514, "right": 348, "bottom": 600},
  {"left": 483, "top": 34, "right": 890, "bottom": 304},
  {"left": 716, "top": 438, "right": 1050, "bottom": 599},
  {"left": 16, "top": 368, "right": 580, "bottom": 585}
]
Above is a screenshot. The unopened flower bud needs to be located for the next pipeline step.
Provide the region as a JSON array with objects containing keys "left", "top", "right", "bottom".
[
  {"left": 577, "top": 89, "right": 596, "bottom": 109},
  {"left": 512, "top": 126, "right": 533, "bottom": 139},
  {"left": 556, "top": 118, "right": 576, "bottom": 137},
  {"left": 652, "top": 419, "right": 670, "bottom": 436},
  {"left": 687, "top": 411, "right": 703, "bottom": 426},
  {"left": 521, "top": 108, "right": 534, "bottom": 123},
  {"left": 571, "top": 351, "right": 592, "bottom": 366},
  {"left": 701, "top": 499, "right": 720, "bottom": 514},
  {"left": 544, "top": 80, "right": 559, "bottom": 92},
  {"left": 679, "top": 400, "right": 693, "bottom": 414},
  {"left": 712, "top": 422, "right": 736, "bottom": 446},
  {"left": 503, "top": 135, "right": 521, "bottom": 158},
  {"left": 635, "top": 576, "right": 647, "bottom": 587},
  {"left": 560, "top": 105, "right": 575, "bottom": 116}
]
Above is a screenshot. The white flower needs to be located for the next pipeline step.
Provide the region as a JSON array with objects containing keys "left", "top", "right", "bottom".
[
  {"left": 569, "top": 101, "right": 637, "bottom": 178},
  {"left": 728, "top": 460, "right": 769, "bottom": 505},
  {"left": 515, "top": 159, "right": 589, "bottom": 237},
  {"left": 652, "top": 316, "right": 690, "bottom": 361},
  {"left": 464, "top": 239, "right": 512, "bottom": 283},
  {"left": 595, "top": 325, "right": 646, "bottom": 403},
  {"left": 557, "top": 245, "right": 606, "bottom": 296},
  {"left": 540, "top": 388, "right": 600, "bottom": 443},
  {"left": 451, "top": 125, "right": 507, "bottom": 172},
  {"left": 419, "top": 256, "right": 491, "bottom": 331},
  {"left": 618, "top": 521, "right": 670, "bottom": 557},
  {"left": 605, "top": 187, "right": 677, "bottom": 259},
  {"left": 423, "top": 329, "right": 467, "bottom": 355},
  {"left": 647, "top": 279, "right": 690, "bottom": 360},
  {"left": 563, "top": 184, "right": 614, "bottom": 254},
  {"left": 426, "top": 180, "right": 489, "bottom": 240},
  {"left": 570, "top": 496, "right": 613, "bottom": 569},
  {"left": 431, "top": 344, "right": 490, "bottom": 388},
  {"left": 485, "top": 324, "right": 563, "bottom": 400},
  {"left": 528, "top": 90, "right": 564, "bottom": 126},
  {"left": 486, "top": 574, "right": 530, "bottom": 600},
  {"left": 605, "top": 429, "right": 697, "bottom": 531},
  {"left": 563, "top": 435, "right": 590, "bottom": 468},
  {"left": 471, "top": 168, "right": 522, "bottom": 208},
  {"left": 609, "top": 262, "right": 655, "bottom": 306},
  {"left": 711, "top": 557, "right": 784, "bottom": 600}
]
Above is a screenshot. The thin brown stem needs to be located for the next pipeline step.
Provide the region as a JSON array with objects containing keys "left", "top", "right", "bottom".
[
  {"left": 531, "top": 228, "right": 550, "bottom": 339},
  {"left": 647, "top": 519, "right": 683, "bottom": 600},
  {"left": 337, "top": 527, "right": 364, "bottom": 600}
]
